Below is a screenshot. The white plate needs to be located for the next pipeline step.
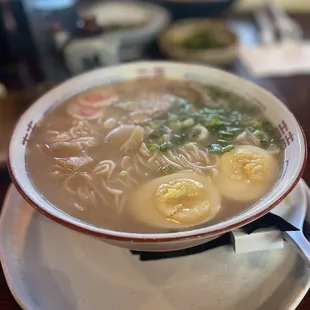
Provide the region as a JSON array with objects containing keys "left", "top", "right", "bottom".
[{"left": 0, "top": 182, "right": 310, "bottom": 310}]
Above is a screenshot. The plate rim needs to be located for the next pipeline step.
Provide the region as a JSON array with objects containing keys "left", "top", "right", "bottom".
[
  {"left": 0, "top": 185, "right": 29, "bottom": 310},
  {"left": 1, "top": 181, "right": 310, "bottom": 310}
]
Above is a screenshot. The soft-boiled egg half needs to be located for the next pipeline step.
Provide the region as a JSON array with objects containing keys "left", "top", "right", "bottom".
[
  {"left": 129, "top": 172, "right": 221, "bottom": 229},
  {"left": 215, "top": 145, "right": 279, "bottom": 202}
]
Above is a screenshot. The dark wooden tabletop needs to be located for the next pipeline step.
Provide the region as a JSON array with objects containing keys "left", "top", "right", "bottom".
[{"left": 1, "top": 10, "right": 310, "bottom": 310}]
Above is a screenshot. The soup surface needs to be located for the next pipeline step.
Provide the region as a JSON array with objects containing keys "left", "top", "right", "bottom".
[{"left": 26, "top": 77, "right": 283, "bottom": 233}]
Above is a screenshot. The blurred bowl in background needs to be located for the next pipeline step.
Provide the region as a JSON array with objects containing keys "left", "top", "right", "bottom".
[
  {"left": 141, "top": 0, "right": 236, "bottom": 20},
  {"left": 82, "top": 1, "right": 171, "bottom": 61},
  {"left": 159, "top": 19, "right": 238, "bottom": 66}
]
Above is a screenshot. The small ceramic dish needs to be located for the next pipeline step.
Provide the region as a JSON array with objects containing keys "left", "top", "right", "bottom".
[
  {"left": 159, "top": 19, "right": 238, "bottom": 66},
  {"left": 8, "top": 61, "right": 307, "bottom": 252},
  {"left": 81, "top": 1, "right": 171, "bottom": 61}
]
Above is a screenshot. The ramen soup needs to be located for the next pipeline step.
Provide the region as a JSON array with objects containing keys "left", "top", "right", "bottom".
[{"left": 26, "top": 78, "right": 283, "bottom": 233}]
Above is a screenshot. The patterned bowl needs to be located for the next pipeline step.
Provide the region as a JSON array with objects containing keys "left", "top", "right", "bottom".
[{"left": 8, "top": 61, "right": 307, "bottom": 252}]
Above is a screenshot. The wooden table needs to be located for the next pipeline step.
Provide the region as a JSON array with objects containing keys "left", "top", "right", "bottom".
[{"left": 0, "top": 12, "right": 310, "bottom": 310}]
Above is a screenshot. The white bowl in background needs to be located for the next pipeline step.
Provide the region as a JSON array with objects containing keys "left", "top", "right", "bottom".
[
  {"left": 81, "top": 1, "right": 171, "bottom": 61},
  {"left": 8, "top": 61, "right": 307, "bottom": 252}
]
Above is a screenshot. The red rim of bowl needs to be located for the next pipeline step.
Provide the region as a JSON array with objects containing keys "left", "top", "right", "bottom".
[
  {"left": 7, "top": 121, "right": 307, "bottom": 243},
  {"left": 6, "top": 60, "right": 308, "bottom": 243}
]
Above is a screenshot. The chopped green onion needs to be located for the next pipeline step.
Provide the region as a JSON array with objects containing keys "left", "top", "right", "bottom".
[
  {"left": 170, "top": 121, "right": 182, "bottom": 132},
  {"left": 218, "top": 139, "right": 228, "bottom": 145},
  {"left": 229, "top": 127, "right": 242, "bottom": 134},
  {"left": 181, "top": 118, "right": 195, "bottom": 128},
  {"left": 168, "top": 113, "right": 178, "bottom": 121},
  {"left": 159, "top": 141, "right": 173, "bottom": 152},
  {"left": 149, "top": 120, "right": 164, "bottom": 130},
  {"left": 252, "top": 121, "right": 263, "bottom": 130},
  {"left": 204, "top": 114, "right": 224, "bottom": 130},
  {"left": 207, "top": 144, "right": 223, "bottom": 153},
  {"left": 230, "top": 110, "right": 242, "bottom": 121},
  {"left": 171, "top": 100, "right": 181, "bottom": 110},
  {"left": 143, "top": 84, "right": 282, "bottom": 155},
  {"left": 146, "top": 143, "right": 160, "bottom": 151},
  {"left": 218, "top": 130, "right": 236, "bottom": 139},
  {"left": 223, "top": 145, "right": 235, "bottom": 152},
  {"left": 207, "top": 143, "right": 234, "bottom": 154},
  {"left": 149, "top": 128, "right": 166, "bottom": 139},
  {"left": 205, "top": 114, "right": 221, "bottom": 125}
]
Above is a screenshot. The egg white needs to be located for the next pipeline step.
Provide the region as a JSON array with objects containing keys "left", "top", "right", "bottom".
[
  {"left": 215, "top": 145, "right": 279, "bottom": 202},
  {"left": 129, "top": 172, "right": 221, "bottom": 229}
]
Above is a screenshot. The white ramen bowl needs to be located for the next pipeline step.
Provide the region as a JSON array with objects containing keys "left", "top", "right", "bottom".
[{"left": 8, "top": 61, "right": 307, "bottom": 252}]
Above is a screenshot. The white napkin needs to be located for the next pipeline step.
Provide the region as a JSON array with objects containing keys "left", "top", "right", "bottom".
[
  {"left": 231, "top": 229, "right": 284, "bottom": 253},
  {"left": 239, "top": 41, "right": 310, "bottom": 77}
]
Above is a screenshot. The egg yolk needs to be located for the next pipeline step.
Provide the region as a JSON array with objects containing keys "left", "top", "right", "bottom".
[
  {"left": 129, "top": 172, "right": 221, "bottom": 228},
  {"left": 155, "top": 178, "right": 211, "bottom": 224},
  {"left": 230, "top": 150, "right": 267, "bottom": 182}
]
